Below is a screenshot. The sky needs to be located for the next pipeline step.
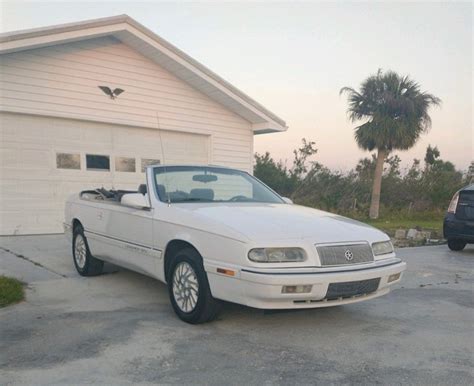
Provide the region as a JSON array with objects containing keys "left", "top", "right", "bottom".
[{"left": 1, "top": 1, "right": 472, "bottom": 172}]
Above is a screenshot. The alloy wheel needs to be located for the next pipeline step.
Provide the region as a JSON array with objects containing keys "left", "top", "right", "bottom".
[
  {"left": 74, "top": 234, "right": 87, "bottom": 269},
  {"left": 172, "top": 261, "right": 199, "bottom": 313}
]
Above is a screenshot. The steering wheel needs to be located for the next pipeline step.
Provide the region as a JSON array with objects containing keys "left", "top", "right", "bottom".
[{"left": 229, "top": 195, "right": 249, "bottom": 202}]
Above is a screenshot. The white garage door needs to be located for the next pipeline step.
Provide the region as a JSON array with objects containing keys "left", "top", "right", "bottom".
[{"left": 0, "top": 112, "right": 210, "bottom": 235}]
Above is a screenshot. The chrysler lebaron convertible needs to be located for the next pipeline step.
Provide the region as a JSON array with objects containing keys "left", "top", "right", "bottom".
[{"left": 65, "top": 165, "right": 406, "bottom": 323}]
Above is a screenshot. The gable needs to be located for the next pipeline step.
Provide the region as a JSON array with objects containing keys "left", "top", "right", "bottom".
[
  {"left": 0, "top": 15, "right": 287, "bottom": 134},
  {"left": 0, "top": 36, "right": 253, "bottom": 135}
]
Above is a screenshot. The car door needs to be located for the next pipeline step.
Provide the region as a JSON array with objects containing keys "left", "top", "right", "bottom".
[{"left": 101, "top": 199, "right": 159, "bottom": 277}]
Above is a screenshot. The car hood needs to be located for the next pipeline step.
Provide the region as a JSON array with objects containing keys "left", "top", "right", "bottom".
[{"left": 173, "top": 203, "right": 388, "bottom": 243}]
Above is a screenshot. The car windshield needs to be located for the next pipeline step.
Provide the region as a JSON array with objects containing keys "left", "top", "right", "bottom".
[{"left": 153, "top": 166, "right": 284, "bottom": 204}]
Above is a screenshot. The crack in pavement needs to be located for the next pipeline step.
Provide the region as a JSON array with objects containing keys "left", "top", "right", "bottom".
[{"left": 0, "top": 246, "right": 67, "bottom": 278}]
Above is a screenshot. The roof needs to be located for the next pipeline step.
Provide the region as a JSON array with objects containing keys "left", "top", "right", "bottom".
[{"left": 0, "top": 15, "right": 287, "bottom": 134}]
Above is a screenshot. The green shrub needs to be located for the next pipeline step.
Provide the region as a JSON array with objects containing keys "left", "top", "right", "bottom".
[
  {"left": 255, "top": 139, "right": 469, "bottom": 216},
  {"left": 0, "top": 276, "right": 25, "bottom": 307}
]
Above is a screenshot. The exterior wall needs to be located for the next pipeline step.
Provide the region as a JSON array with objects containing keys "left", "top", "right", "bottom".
[
  {"left": 0, "top": 112, "right": 211, "bottom": 234},
  {"left": 0, "top": 35, "right": 256, "bottom": 235},
  {"left": 0, "top": 36, "right": 254, "bottom": 171}
]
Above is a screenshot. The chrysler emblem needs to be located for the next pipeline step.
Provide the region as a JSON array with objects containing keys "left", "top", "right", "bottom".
[{"left": 344, "top": 249, "right": 354, "bottom": 261}]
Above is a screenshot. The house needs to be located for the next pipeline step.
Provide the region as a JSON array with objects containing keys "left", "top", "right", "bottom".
[{"left": 0, "top": 15, "right": 286, "bottom": 235}]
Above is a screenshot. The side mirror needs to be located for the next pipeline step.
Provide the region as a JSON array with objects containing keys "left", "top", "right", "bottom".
[
  {"left": 282, "top": 197, "right": 293, "bottom": 204},
  {"left": 121, "top": 193, "right": 150, "bottom": 209}
]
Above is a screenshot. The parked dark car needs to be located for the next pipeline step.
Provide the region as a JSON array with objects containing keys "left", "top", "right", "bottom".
[{"left": 444, "top": 184, "right": 474, "bottom": 251}]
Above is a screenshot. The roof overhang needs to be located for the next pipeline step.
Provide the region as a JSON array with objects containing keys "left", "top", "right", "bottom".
[{"left": 0, "top": 15, "right": 287, "bottom": 134}]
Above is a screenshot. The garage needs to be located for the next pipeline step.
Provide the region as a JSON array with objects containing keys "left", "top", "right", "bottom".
[{"left": 0, "top": 15, "right": 287, "bottom": 235}]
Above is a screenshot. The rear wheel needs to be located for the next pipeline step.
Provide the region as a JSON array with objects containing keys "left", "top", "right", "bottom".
[
  {"left": 72, "top": 225, "right": 104, "bottom": 276},
  {"left": 168, "top": 248, "right": 220, "bottom": 324},
  {"left": 447, "top": 239, "right": 466, "bottom": 251}
]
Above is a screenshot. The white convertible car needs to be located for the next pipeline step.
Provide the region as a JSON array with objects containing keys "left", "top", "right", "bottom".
[{"left": 65, "top": 165, "right": 406, "bottom": 323}]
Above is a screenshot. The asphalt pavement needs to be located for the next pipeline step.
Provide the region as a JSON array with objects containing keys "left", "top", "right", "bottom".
[{"left": 0, "top": 235, "right": 472, "bottom": 385}]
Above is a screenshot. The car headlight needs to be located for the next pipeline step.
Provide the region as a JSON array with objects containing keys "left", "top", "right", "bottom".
[
  {"left": 248, "top": 248, "right": 307, "bottom": 263},
  {"left": 372, "top": 241, "right": 394, "bottom": 256}
]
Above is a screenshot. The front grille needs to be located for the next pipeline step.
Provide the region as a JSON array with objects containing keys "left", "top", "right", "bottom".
[
  {"left": 316, "top": 243, "right": 374, "bottom": 266},
  {"left": 326, "top": 278, "right": 381, "bottom": 300}
]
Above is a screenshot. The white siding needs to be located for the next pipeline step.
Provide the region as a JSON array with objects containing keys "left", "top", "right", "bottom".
[
  {"left": 0, "top": 36, "right": 254, "bottom": 171},
  {"left": 0, "top": 112, "right": 211, "bottom": 234}
]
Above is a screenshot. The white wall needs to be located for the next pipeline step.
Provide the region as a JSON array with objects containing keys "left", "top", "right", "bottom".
[{"left": 0, "top": 36, "right": 254, "bottom": 171}]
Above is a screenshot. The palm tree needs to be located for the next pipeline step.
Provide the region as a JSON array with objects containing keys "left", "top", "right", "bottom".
[{"left": 340, "top": 69, "right": 441, "bottom": 219}]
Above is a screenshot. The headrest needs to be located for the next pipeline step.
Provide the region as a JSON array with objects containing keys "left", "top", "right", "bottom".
[{"left": 190, "top": 188, "right": 214, "bottom": 201}]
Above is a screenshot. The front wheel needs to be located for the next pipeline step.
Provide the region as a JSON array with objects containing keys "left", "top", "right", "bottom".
[
  {"left": 447, "top": 239, "right": 466, "bottom": 251},
  {"left": 168, "top": 248, "right": 220, "bottom": 324}
]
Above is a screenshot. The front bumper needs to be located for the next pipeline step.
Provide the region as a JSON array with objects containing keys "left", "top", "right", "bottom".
[{"left": 206, "top": 259, "right": 406, "bottom": 309}]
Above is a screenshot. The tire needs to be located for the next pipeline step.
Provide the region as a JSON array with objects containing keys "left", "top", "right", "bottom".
[
  {"left": 447, "top": 239, "right": 467, "bottom": 251},
  {"left": 167, "top": 248, "right": 220, "bottom": 324},
  {"left": 72, "top": 225, "right": 104, "bottom": 276}
]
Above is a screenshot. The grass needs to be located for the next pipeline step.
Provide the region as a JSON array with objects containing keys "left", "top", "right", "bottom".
[
  {"left": 351, "top": 211, "right": 444, "bottom": 237},
  {"left": 0, "top": 276, "right": 25, "bottom": 308}
]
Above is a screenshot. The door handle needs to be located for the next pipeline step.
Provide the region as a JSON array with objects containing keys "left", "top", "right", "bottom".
[{"left": 97, "top": 212, "right": 103, "bottom": 220}]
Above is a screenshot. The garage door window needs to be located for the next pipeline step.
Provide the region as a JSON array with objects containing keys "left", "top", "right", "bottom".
[
  {"left": 56, "top": 153, "right": 81, "bottom": 170},
  {"left": 86, "top": 154, "right": 110, "bottom": 171},
  {"left": 116, "top": 157, "right": 136, "bottom": 172},
  {"left": 141, "top": 158, "right": 160, "bottom": 172}
]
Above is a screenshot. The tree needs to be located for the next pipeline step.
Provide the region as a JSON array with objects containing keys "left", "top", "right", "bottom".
[
  {"left": 340, "top": 69, "right": 441, "bottom": 218},
  {"left": 254, "top": 139, "right": 317, "bottom": 197},
  {"left": 290, "top": 138, "right": 318, "bottom": 180},
  {"left": 467, "top": 161, "right": 474, "bottom": 184},
  {"left": 254, "top": 152, "right": 295, "bottom": 196},
  {"left": 424, "top": 145, "right": 440, "bottom": 167}
]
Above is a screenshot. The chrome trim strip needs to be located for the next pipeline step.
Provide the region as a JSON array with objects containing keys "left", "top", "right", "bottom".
[
  {"left": 241, "top": 259, "right": 402, "bottom": 276},
  {"left": 314, "top": 240, "right": 370, "bottom": 247},
  {"left": 84, "top": 229, "right": 162, "bottom": 252}
]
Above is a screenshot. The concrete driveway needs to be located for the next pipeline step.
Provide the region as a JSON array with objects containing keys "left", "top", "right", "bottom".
[{"left": 0, "top": 235, "right": 473, "bottom": 385}]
